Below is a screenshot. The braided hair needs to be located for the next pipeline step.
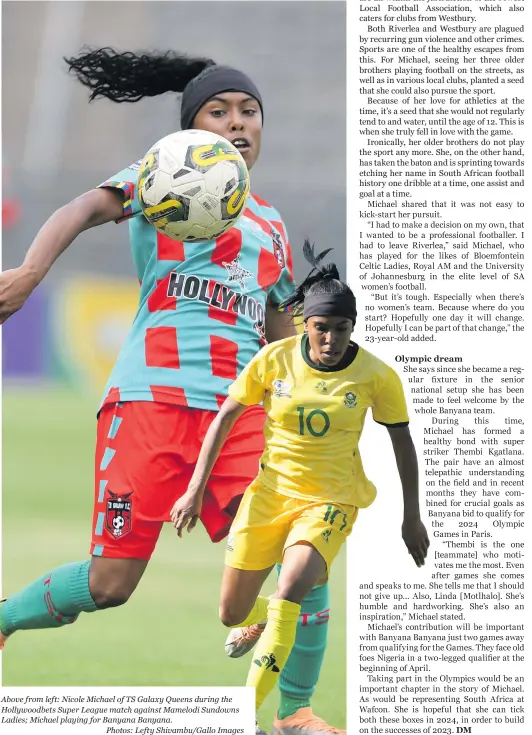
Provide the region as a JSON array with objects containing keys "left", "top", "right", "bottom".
[{"left": 280, "top": 240, "right": 356, "bottom": 321}]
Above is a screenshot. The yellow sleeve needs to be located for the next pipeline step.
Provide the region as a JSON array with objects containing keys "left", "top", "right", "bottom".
[
  {"left": 372, "top": 366, "right": 410, "bottom": 427},
  {"left": 228, "top": 350, "right": 269, "bottom": 406}
]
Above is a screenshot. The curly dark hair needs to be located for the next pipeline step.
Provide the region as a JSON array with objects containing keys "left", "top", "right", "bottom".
[{"left": 63, "top": 47, "right": 215, "bottom": 102}]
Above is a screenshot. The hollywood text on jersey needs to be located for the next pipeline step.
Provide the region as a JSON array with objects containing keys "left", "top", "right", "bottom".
[{"left": 167, "top": 272, "right": 266, "bottom": 337}]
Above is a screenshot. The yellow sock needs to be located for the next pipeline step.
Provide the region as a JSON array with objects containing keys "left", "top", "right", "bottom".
[
  {"left": 232, "top": 595, "right": 269, "bottom": 628},
  {"left": 246, "top": 598, "right": 301, "bottom": 710}
]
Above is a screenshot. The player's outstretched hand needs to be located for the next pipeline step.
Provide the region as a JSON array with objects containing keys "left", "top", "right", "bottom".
[
  {"left": 402, "top": 518, "right": 430, "bottom": 567},
  {"left": 0, "top": 266, "right": 38, "bottom": 324},
  {"left": 170, "top": 492, "right": 203, "bottom": 538}
]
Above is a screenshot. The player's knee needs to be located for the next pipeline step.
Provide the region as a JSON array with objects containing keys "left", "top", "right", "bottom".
[
  {"left": 90, "top": 581, "right": 134, "bottom": 609},
  {"left": 219, "top": 601, "right": 247, "bottom": 628}
]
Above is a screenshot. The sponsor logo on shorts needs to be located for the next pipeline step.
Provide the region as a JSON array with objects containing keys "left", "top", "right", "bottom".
[
  {"left": 105, "top": 491, "right": 133, "bottom": 538},
  {"left": 344, "top": 391, "right": 357, "bottom": 408},
  {"left": 322, "top": 528, "right": 332, "bottom": 543},
  {"left": 273, "top": 380, "right": 291, "bottom": 398}
]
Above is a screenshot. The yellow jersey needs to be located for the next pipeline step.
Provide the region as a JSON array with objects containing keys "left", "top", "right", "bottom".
[{"left": 228, "top": 334, "right": 409, "bottom": 508}]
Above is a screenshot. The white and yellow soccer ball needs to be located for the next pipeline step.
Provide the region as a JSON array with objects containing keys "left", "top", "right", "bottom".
[{"left": 137, "top": 129, "right": 250, "bottom": 242}]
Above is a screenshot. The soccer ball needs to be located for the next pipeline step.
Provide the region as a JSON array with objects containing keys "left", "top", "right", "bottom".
[{"left": 137, "top": 129, "right": 250, "bottom": 241}]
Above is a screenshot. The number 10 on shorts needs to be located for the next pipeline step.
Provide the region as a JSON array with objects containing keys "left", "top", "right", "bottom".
[{"left": 324, "top": 505, "right": 348, "bottom": 531}]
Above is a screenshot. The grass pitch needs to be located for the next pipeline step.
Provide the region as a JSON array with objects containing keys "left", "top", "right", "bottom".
[{"left": 2, "top": 386, "right": 346, "bottom": 729}]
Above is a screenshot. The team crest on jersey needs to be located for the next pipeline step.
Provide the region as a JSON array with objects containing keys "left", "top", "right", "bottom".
[
  {"left": 271, "top": 229, "right": 285, "bottom": 268},
  {"left": 344, "top": 392, "right": 357, "bottom": 408},
  {"left": 315, "top": 380, "right": 328, "bottom": 393},
  {"left": 222, "top": 256, "right": 253, "bottom": 292},
  {"left": 105, "top": 491, "right": 133, "bottom": 538},
  {"left": 273, "top": 380, "right": 291, "bottom": 398}
]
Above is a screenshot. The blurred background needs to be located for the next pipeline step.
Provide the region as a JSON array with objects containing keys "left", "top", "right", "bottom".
[{"left": 1, "top": 1, "right": 346, "bottom": 729}]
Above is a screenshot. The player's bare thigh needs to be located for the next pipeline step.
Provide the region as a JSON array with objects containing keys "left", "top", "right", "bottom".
[{"left": 276, "top": 542, "right": 328, "bottom": 602}]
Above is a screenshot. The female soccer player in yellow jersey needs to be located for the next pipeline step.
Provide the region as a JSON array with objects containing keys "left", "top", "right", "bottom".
[{"left": 172, "top": 242, "right": 430, "bottom": 731}]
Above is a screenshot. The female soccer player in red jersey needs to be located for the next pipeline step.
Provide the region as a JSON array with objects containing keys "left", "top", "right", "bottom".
[{"left": 0, "top": 50, "right": 341, "bottom": 735}]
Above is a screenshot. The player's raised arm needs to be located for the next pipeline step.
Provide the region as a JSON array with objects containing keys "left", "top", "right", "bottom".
[
  {"left": 386, "top": 425, "right": 430, "bottom": 568},
  {"left": 0, "top": 187, "right": 124, "bottom": 323}
]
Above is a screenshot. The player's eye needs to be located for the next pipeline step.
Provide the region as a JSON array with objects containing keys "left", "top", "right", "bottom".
[
  {"left": 243, "top": 108, "right": 257, "bottom": 116},
  {"left": 210, "top": 109, "right": 225, "bottom": 117}
]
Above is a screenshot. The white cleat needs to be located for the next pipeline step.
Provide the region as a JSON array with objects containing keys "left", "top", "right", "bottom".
[{"left": 225, "top": 622, "right": 266, "bottom": 658}]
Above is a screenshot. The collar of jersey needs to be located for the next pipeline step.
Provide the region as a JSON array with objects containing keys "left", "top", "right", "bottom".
[{"left": 301, "top": 333, "right": 359, "bottom": 373}]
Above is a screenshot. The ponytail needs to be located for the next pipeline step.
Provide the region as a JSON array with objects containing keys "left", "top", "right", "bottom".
[
  {"left": 280, "top": 240, "right": 345, "bottom": 316},
  {"left": 64, "top": 47, "right": 215, "bottom": 103}
]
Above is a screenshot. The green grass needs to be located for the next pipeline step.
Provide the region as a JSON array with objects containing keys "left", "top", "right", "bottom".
[{"left": 2, "top": 386, "right": 346, "bottom": 729}]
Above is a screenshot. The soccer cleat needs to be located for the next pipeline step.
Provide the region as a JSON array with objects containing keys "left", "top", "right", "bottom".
[
  {"left": 271, "top": 708, "right": 346, "bottom": 735},
  {"left": 225, "top": 622, "right": 266, "bottom": 658}
]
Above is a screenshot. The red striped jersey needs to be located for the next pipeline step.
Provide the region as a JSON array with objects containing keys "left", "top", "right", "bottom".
[{"left": 98, "top": 162, "right": 294, "bottom": 412}]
